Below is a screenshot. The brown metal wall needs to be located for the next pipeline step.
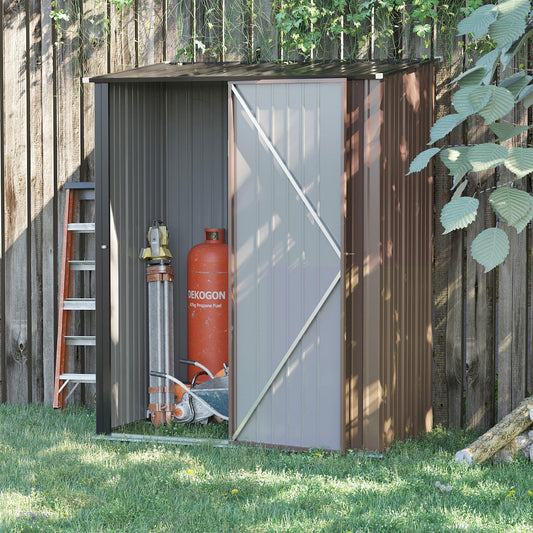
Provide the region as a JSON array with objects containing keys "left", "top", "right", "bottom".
[
  {"left": 344, "top": 79, "right": 365, "bottom": 450},
  {"left": 379, "top": 63, "right": 434, "bottom": 448},
  {"left": 345, "top": 63, "right": 434, "bottom": 451}
]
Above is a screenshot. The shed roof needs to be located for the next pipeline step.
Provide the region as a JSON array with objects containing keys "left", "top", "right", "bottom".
[{"left": 89, "top": 60, "right": 433, "bottom": 83}]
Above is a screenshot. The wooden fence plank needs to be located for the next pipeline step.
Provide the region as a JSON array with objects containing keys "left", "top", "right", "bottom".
[
  {"left": 497, "top": 52, "right": 529, "bottom": 420},
  {"left": 40, "top": 0, "right": 56, "bottom": 405},
  {"left": 462, "top": 42, "right": 495, "bottom": 431},
  {"left": 431, "top": 25, "right": 465, "bottom": 426},
  {"left": 524, "top": 39, "right": 533, "bottom": 406},
  {"left": 30, "top": 0, "right": 45, "bottom": 402},
  {"left": 465, "top": 156, "right": 496, "bottom": 430},
  {"left": 224, "top": 0, "right": 248, "bottom": 61},
  {"left": 166, "top": 0, "right": 191, "bottom": 62},
  {"left": 3, "top": 0, "right": 30, "bottom": 403},
  {"left": 0, "top": 0, "right": 5, "bottom": 403},
  {"left": 138, "top": 0, "right": 164, "bottom": 65},
  {"left": 110, "top": 3, "right": 137, "bottom": 70},
  {"left": 55, "top": 0, "right": 82, "bottom": 403},
  {"left": 80, "top": 0, "right": 108, "bottom": 406},
  {"left": 253, "top": 0, "right": 277, "bottom": 62}
]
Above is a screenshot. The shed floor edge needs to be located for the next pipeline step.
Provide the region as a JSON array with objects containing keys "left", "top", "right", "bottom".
[
  {"left": 91, "top": 433, "right": 384, "bottom": 458},
  {"left": 92, "top": 433, "right": 232, "bottom": 448}
]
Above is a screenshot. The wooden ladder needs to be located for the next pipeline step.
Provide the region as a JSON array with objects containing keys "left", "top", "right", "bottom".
[{"left": 53, "top": 182, "right": 96, "bottom": 408}]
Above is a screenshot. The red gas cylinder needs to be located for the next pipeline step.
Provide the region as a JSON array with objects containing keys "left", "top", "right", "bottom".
[{"left": 187, "top": 229, "right": 228, "bottom": 383}]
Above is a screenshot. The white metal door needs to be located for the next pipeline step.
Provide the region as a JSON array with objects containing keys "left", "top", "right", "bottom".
[{"left": 230, "top": 80, "right": 344, "bottom": 450}]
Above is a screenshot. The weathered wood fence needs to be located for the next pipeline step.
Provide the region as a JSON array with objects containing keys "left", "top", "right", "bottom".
[{"left": 0, "top": 0, "right": 531, "bottom": 430}]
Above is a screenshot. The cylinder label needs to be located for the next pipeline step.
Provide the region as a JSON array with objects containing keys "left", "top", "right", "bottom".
[{"left": 188, "top": 290, "right": 226, "bottom": 301}]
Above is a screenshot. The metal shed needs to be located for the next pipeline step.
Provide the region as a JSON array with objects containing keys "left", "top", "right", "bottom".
[{"left": 91, "top": 61, "right": 434, "bottom": 452}]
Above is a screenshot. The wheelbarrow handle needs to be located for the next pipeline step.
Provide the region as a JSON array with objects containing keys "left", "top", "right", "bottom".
[
  {"left": 149, "top": 370, "right": 228, "bottom": 421},
  {"left": 178, "top": 359, "right": 214, "bottom": 379}
]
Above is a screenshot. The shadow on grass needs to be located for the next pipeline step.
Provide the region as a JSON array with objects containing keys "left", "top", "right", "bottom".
[{"left": 1, "top": 405, "right": 533, "bottom": 533}]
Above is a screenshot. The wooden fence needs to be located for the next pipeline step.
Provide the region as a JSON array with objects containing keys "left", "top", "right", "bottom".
[{"left": 0, "top": 0, "right": 531, "bottom": 430}]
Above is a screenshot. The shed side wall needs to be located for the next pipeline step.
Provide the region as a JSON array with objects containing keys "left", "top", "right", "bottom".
[
  {"left": 379, "top": 63, "right": 434, "bottom": 447},
  {"left": 344, "top": 78, "right": 383, "bottom": 451}
]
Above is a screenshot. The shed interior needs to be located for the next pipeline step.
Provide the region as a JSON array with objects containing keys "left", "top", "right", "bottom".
[{"left": 107, "top": 81, "right": 229, "bottom": 425}]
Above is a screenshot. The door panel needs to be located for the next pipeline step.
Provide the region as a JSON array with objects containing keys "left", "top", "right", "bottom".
[{"left": 231, "top": 80, "right": 344, "bottom": 450}]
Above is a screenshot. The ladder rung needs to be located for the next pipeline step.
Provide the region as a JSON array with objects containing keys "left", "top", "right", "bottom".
[
  {"left": 64, "top": 182, "right": 95, "bottom": 190},
  {"left": 63, "top": 298, "right": 96, "bottom": 311},
  {"left": 69, "top": 260, "right": 95, "bottom": 271},
  {"left": 78, "top": 189, "right": 95, "bottom": 201},
  {"left": 65, "top": 336, "right": 96, "bottom": 346},
  {"left": 59, "top": 373, "right": 96, "bottom": 383},
  {"left": 68, "top": 223, "right": 95, "bottom": 233}
]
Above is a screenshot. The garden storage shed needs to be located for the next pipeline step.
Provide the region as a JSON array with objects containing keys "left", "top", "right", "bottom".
[{"left": 91, "top": 60, "right": 434, "bottom": 452}]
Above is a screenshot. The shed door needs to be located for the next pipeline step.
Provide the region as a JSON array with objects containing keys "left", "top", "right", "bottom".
[{"left": 230, "top": 80, "right": 344, "bottom": 450}]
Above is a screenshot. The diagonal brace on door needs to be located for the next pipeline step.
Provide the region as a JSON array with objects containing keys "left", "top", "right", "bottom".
[
  {"left": 231, "top": 83, "right": 343, "bottom": 441},
  {"left": 232, "top": 271, "right": 341, "bottom": 441},
  {"left": 231, "top": 84, "right": 341, "bottom": 259}
]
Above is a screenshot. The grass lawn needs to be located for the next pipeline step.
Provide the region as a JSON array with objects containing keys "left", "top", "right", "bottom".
[{"left": 0, "top": 404, "right": 532, "bottom": 532}]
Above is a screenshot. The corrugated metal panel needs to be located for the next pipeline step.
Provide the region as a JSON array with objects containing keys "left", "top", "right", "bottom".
[
  {"left": 344, "top": 79, "right": 368, "bottom": 450},
  {"left": 379, "top": 64, "right": 433, "bottom": 448},
  {"left": 344, "top": 63, "right": 433, "bottom": 451},
  {"left": 91, "top": 60, "right": 434, "bottom": 84},
  {"left": 344, "top": 79, "right": 383, "bottom": 451},
  {"left": 108, "top": 82, "right": 229, "bottom": 428},
  {"left": 109, "top": 83, "right": 167, "bottom": 427},
  {"left": 231, "top": 80, "right": 344, "bottom": 450},
  {"left": 165, "top": 82, "right": 228, "bottom": 378}
]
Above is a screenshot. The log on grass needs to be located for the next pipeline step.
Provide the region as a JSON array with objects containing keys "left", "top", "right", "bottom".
[{"left": 455, "top": 396, "right": 533, "bottom": 465}]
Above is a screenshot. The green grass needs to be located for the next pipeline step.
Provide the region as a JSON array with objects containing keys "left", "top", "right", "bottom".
[
  {"left": 1, "top": 404, "right": 532, "bottom": 532},
  {"left": 115, "top": 417, "right": 229, "bottom": 440}
]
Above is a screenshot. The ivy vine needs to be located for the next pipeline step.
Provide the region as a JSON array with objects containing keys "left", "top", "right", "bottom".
[{"left": 50, "top": 0, "right": 494, "bottom": 66}]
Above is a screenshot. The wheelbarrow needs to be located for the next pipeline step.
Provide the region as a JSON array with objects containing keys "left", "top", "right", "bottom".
[{"left": 150, "top": 361, "right": 228, "bottom": 424}]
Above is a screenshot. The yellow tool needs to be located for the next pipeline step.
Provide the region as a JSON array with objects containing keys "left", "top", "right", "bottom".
[{"left": 140, "top": 220, "right": 172, "bottom": 261}]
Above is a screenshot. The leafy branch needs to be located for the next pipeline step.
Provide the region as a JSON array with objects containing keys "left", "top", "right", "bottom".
[{"left": 408, "top": 0, "right": 533, "bottom": 272}]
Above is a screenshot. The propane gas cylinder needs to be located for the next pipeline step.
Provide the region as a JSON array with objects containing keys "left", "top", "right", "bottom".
[{"left": 187, "top": 229, "right": 228, "bottom": 383}]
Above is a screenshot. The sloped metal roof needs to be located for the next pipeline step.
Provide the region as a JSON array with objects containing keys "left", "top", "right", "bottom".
[{"left": 90, "top": 60, "right": 433, "bottom": 83}]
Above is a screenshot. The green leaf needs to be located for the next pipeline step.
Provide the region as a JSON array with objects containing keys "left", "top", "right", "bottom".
[
  {"left": 406, "top": 147, "right": 440, "bottom": 175},
  {"left": 513, "top": 197, "right": 533, "bottom": 233},
  {"left": 517, "top": 85, "right": 533, "bottom": 109},
  {"left": 488, "top": 0, "right": 529, "bottom": 47},
  {"left": 457, "top": 4, "right": 498, "bottom": 38},
  {"left": 452, "top": 171, "right": 468, "bottom": 190},
  {"left": 429, "top": 114, "right": 465, "bottom": 144},
  {"left": 477, "top": 86, "right": 515, "bottom": 124},
  {"left": 452, "top": 86, "right": 491, "bottom": 117},
  {"left": 476, "top": 49, "right": 500, "bottom": 85},
  {"left": 467, "top": 143, "right": 508, "bottom": 172},
  {"left": 499, "top": 72, "right": 532, "bottom": 97},
  {"left": 489, "top": 123, "right": 531, "bottom": 142},
  {"left": 504, "top": 147, "right": 533, "bottom": 179},
  {"left": 471, "top": 228, "right": 510, "bottom": 272},
  {"left": 495, "top": 0, "right": 530, "bottom": 19},
  {"left": 450, "top": 66, "right": 488, "bottom": 88},
  {"left": 489, "top": 186, "right": 533, "bottom": 226},
  {"left": 452, "top": 178, "right": 469, "bottom": 200},
  {"left": 501, "top": 24, "right": 533, "bottom": 68},
  {"left": 499, "top": 43, "right": 515, "bottom": 71},
  {"left": 440, "top": 197, "right": 479, "bottom": 234},
  {"left": 440, "top": 147, "right": 472, "bottom": 175}
]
